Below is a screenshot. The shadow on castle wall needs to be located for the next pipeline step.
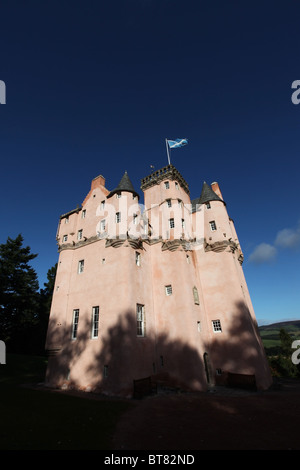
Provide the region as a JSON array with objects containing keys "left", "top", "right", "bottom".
[{"left": 45, "top": 300, "right": 272, "bottom": 397}]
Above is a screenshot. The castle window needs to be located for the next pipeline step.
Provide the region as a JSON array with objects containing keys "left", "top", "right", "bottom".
[
  {"left": 212, "top": 319, "right": 222, "bottom": 333},
  {"left": 77, "top": 229, "right": 83, "bottom": 240},
  {"left": 81, "top": 209, "right": 86, "bottom": 218},
  {"left": 186, "top": 254, "right": 190, "bottom": 264},
  {"left": 101, "top": 200, "right": 105, "bottom": 210},
  {"left": 193, "top": 286, "right": 200, "bottom": 305},
  {"left": 197, "top": 321, "right": 201, "bottom": 332},
  {"left": 78, "top": 260, "right": 84, "bottom": 274},
  {"left": 209, "top": 220, "right": 217, "bottom": 231},
  {"left": 181, "top": 219, "right": 185, "bottom": 228},
  {"left": 136, "top": 304, "right": 145, "bottom": 337},
  {"left": 100, "top": 219, "right": 106, "bottom": 231},
  {"left": 135, "top": 252, "right": 141, "bottom": 266},
  {"left": 206, "top": 203, "right": 211, "bottom": 209},
  {"left": 102, "top": 258, "right": 106, "bottom": 264},
  {"left": 116, "top": 192, "right": 121, "bottom": 198},
  {"left": 91, "top": 306, "right": 99, "bottom": 339},
  {"left": 164, "top": 181, "right": 169, "bottom": 189},
  {"left": 169, "top": 218, "right": 175, "bottom": 229},
  {"left": 178, "top": 199, "right": 182, "bottom": 208},
  {"left": 133, "top": 213, "right": 138, "bottom": 225},
  {"left": 165, "top": 285, "right": 172, "bottom": 296},
  {"left": 166, "top": 199, "right": 172, "bottom": 208},
  {"left": 65, "top": 216, "right": 69, "bottom": 224},
  {"left": 63, "top": 235, "right": 68, "bottom": 242},
  {"left": 71, "top": 309, "right": 79, "bottom": 339},
  {"left": 175, "top": 182, "right": 179, "bottom": 190},
  {"left": 115, "top": 212, "right": 121, "bottom": 223}
]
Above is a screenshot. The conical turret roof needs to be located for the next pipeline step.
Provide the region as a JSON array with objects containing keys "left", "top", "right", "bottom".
[
  {"left": 198, "top": 181, "right": 223, "bottom": 204},
  {"left": 107, "top": 171, "right": 140, "bottom": 200}
]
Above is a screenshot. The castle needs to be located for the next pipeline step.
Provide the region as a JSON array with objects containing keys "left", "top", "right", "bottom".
[{"left": 45, "top": 164, "right": 272, "bottom": 396}]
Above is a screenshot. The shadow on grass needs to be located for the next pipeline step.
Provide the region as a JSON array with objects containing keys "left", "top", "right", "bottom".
[{"left": 0, "top": 354, "right": 132, "bottom": 450}]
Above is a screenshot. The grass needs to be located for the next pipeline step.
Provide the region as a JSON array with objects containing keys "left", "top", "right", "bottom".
[
  {"left": 259, "top": 320, "right": 300, "bottom": 355},
  {"left": 0, "top": 354, "right": 132, "bottom": 450}
]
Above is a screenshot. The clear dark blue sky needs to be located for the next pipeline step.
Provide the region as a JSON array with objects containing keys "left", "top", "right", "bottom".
[{"left": 1, "top": 0, "right": 299, "bottom": 325}]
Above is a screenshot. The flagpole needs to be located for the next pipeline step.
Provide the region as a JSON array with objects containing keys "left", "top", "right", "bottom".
[{"left": 165, "top": 139, "right": 171, "bottom": 165}]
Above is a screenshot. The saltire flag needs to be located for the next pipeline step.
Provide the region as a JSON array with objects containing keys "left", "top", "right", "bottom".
[{"left": 167, "top": 138, "right": 188, "bottom": 149}]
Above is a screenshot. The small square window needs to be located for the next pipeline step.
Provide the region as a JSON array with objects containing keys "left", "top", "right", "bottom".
[
  {"left": 165, "top": 285, "right": 172, "bottom": 296},
  {"left": 164, "top": 181, "right": 170, "bottom": 189},
  {"left": 212, "top": 319, "right": 222, "bottom": 333},
  {"left": 209, "top": 220, "right": 217, "bottom": 231},
  {"left": 63, "top": 235, "right": 68, "bottom": 242}
]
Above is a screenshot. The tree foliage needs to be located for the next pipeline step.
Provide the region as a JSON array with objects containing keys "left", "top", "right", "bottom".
[
  {"left": 269, "top": 328, "right": 300, "bottom": 378},
  {"left": 0, "top": 234, "right": 56, "bottom": 354}
]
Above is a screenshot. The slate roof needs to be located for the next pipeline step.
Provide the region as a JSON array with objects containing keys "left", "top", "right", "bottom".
[
  {"left": 107, "top": 171, "right": 140, "bottom": 200},
  {"left": 191, "top": 181, "right": 224, "bottom": 212}
]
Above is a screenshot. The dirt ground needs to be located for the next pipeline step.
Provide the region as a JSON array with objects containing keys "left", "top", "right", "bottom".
[{"left": 111, "top": 378, "right": 300, "bottom": 450}]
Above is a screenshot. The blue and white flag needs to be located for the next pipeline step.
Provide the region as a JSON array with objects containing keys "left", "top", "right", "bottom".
[{"left": 167, "top": 138, "right": 188, "bottom": 149}]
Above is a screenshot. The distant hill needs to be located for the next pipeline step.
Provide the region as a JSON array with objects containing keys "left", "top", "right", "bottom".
[{"left": 259, "top": 320, "right": 300, "bottom": 355}]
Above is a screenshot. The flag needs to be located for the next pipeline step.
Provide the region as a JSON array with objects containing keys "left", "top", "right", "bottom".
[{"left": 167, "top": 138, "right": 188, "bottom": 149}]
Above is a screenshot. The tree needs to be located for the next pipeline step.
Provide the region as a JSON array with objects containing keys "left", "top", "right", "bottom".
[
  {"left": 0, "top": 234, "right": 39, "bottom": 351},
  {"left": 36, "top": 263, "right": 57, "bottom": 353}
]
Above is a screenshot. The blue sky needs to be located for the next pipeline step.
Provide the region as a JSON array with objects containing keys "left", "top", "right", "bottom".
[{"left": 0, "top": 0, "right": 299, "bottom": 325}]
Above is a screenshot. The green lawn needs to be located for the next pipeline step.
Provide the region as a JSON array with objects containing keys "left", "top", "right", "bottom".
[{"left": 0, "top": 354, "right": 132, "bottom": 450}]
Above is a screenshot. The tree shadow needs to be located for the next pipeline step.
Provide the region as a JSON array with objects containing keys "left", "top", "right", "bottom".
[
  {"left": 44, "top": 300, "right": 272, "bottom": 397},
  {"left": 203, "top": 300, "right": 272, "bottom": 390}
]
